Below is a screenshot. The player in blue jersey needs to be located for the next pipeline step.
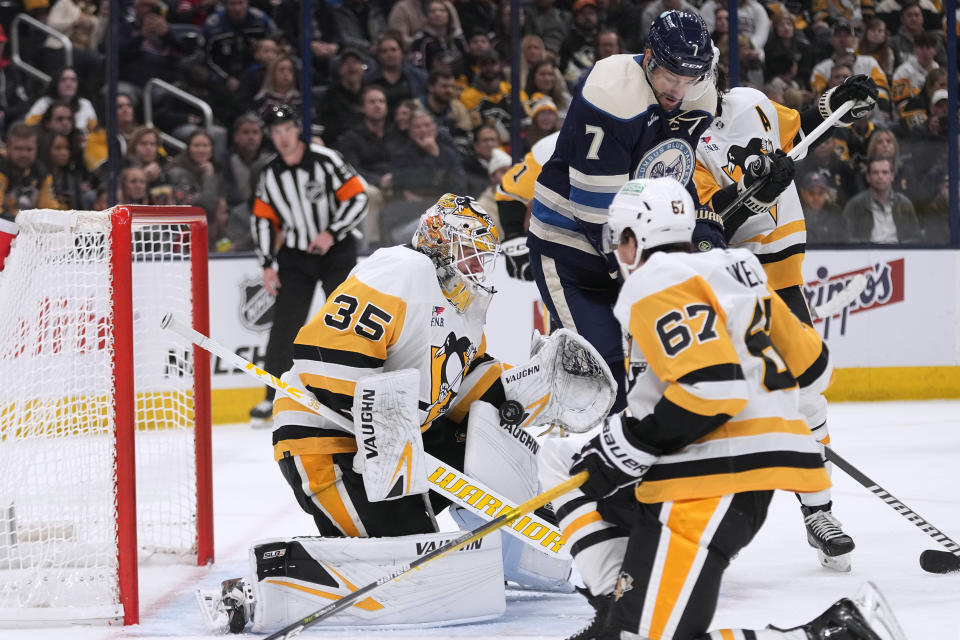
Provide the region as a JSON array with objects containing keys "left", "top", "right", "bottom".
[{"left": 527, "top": 11, "right": 724, "bottom": 413}]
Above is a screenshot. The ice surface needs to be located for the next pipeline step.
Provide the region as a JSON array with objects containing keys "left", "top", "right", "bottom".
[{"left": 3, "top": 400, "right": 958, "bottom": 639}]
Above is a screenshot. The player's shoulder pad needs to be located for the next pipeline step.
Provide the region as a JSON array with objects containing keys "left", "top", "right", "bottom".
[
  {"left": 581, "top": 54, "right": 658, "bottom": 120},
  {"left": 622, "top": 251, "right": 703, "bottom": 302},
  {"left": 351, "top": 246, "right": 439, "bottom": 301},
  {"left": 531, "top": 131, "right": 560, "bottom": 166}
]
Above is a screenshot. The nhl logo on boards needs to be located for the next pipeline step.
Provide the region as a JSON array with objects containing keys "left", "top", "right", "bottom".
[
  {"left": 634, "top": 138, "right": 695, "bottom": 185},
  {"left": 240, "top": 277, "right": 276, "bottom": 332}
]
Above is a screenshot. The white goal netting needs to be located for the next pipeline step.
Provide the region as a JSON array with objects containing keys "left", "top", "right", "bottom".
[{"left": 0, "top": 209, "right": 205, "bottom": 624}]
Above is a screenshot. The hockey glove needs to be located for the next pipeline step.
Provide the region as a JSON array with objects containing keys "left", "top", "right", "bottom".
[
  {"left": 819, "top": 74, "right": 878, "bottom": 126},
  {"left": 569, "top": 418, "right": 658, "bottom": 500},
  {"left": 692, "top": 208, "right": 726, "bottom": 252},
  {"left": 502, "top": 236, "right": 534, "bottom": 281},
  {"left": 737, "top": 149, "right": 796, "bottom": 216}
]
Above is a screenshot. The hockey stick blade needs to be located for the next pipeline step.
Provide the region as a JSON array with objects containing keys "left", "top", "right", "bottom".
[
  {"left": 919, "top": 549, "right": 960, "bottom": 574},
  {"left": 263, "top": 471, "right": 587, "bottom": 639},
  {"left": 811, "top": 273, "right": 867, "bottom": 319}
]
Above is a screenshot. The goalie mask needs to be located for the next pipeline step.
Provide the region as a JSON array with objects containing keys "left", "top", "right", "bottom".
[
  {"left": 413, "top": 194, "right": 501, "bottom": 313},
  {"left": 602, "top": 177, "right": 695, "bottom": 273}
]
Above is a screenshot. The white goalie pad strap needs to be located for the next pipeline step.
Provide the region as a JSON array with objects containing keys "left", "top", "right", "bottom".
[
  {"left": 352, "top": 369, "right": 427, "bottom": 502},
  {"left": 464, "top": 400, "right": 539, "bottom": 503},
  {"left": 500, "top": 329, "right": 616, "bottom": 433},
  {"left": 249, "top": 533, "right": 505, "bottom": 630}
]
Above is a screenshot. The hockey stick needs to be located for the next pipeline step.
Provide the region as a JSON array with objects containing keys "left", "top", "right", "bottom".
[
  {"left": 825, "top": 447, "right": 960, "bottom": 573},
  {"left": 718, "top": 100, "right": 855, "bottom": 221},
  {"left": 262, "top": 471, "right": 587, "bottom": 639},
  {"left": 161, "top": 314, "right": 569, "bottom": 556},
  {"left": 810, "top": 273, "right": 868, "bottom": 320}
]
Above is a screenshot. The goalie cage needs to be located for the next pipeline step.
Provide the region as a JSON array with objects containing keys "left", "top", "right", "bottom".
[{"left": 0, "top": 206, "right": 213, "bottom": 626}]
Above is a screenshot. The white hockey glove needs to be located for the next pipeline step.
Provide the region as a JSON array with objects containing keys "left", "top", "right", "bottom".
[
  {"left": 818, "top": 74, "right": 878, "bottom": 126},
  {"left": 351, "top": 369, "right": 428, "bottom": 502},
  {"left": 569, "top": 417, "right": 658, "bottom": 500},
  {"left": 500, "top": 329, "right": 616, "bottom": 433},
  {"left": 502, "top": 237, "right": 534, "bottom": 281}
]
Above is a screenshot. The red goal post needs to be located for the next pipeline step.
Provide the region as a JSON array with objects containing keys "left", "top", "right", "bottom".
[{"left": 0, "top": 206, "right": 213, "bottom": 626}]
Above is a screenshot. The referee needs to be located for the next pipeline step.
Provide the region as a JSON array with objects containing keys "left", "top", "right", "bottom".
[{"left": 249, "top": 104, "right": 368, "bottom": 426}]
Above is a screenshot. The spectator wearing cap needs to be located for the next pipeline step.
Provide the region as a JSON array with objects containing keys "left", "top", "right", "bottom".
[
  {"left": 409, "top": 0, "right": 468, "bottom": 75},
  {"left": 523, "top": 0, "right": 570, "bottom": 56},
  {"left": 475, "top": 147, "right": 513, "bottom": 224},
  {"left": 459, "top": 49, "right": 513, "bottom": 143},
  {"left": 317, "top": 47, "right": 368, "bottom": 147},
  {"left": 899, "top": 66, "right": 946, "bottom": 131},
  {"left": 559, "top": 0, "right": 599, "bottom": 85},
  {"left": 333, "top": 0, "right": 388, "bottom": 56},
  {"left": 387, "top": 0, "right": 463, "bottom": 49},
  {"left": 891, "top": 31, "right": 939, "bottom": 115},
  {"left": 118, "top": 0, "right": 192, "bottom": 87},
  {"left": 799, "top": 172, "right": 848, "bottom": 244},
  {"left": 460, "top": 29, "right": 495, "bottom": 87},
  {"left": 843, "top": 156, "right": 922, "bottom": 244},
  {"left": 524, "top": 95, "right": 561, "bottom": 152},
  {"left": 365, "top": 32, "right": 428, "bottom": 118},
  {"left": 810, "top": 19, "right": 891, "bottom": 113},
  {"left": 337, "top": 85, "right": 407, "bottom": 249},
  {"left": 796, "top": 135, "right": 858, "bottom": 207},
  {"left": 418, "top": 69, "right": 473, "bottom": 152},
  {"left": 462, "top": 124, "right": 502, "bottom": 196}
]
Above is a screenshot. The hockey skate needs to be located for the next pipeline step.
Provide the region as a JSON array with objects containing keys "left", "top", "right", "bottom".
[
  {"left": 196, "top": 577, "right": 255, "bottom": 634},
  {"left": 773, "top": 581, "right": 907, "bottom": 640},
  {"left": 248, "top": 400, "right": 273, "bottom": 429},
  {"left": 564, "top": 587, "right": 616, "bottom": 640},
  {"left": 802, "top": 502, "right": 855, "bottom": 572}
]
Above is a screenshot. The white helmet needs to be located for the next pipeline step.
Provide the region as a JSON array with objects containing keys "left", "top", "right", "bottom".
[{"left": 602, "top": 177, "right": 695, "bottom": 272}]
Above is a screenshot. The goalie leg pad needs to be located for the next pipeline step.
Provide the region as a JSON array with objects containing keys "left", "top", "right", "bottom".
[
  {"left": 460, "top": 401, "right": 574, "bottom": 590},
  {"left": 352, "top": 369, "right": 427, "bottom": 502},
  {"left": 248, "top": 533, "right": 505, "bottom": 630}
]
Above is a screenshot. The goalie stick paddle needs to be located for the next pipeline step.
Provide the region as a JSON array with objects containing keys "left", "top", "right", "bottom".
[
  {"left": 825, "top": 447, "right": 960, "bottom": 573},
  {"left": 160, "top": 313, "right": 569, "bottom": 556},
  {"left": 718, "top": 100, "right": 854, "bottom": 222},
  {"left": 810, "top": 273, "right": 868, "bottom": 320},
  {"left": 261, "top": 471, "right": 587, "bottom": 639}
]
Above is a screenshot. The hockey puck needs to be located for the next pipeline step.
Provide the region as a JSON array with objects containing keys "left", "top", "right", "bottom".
[
  {"left": 499, "top": 400, "right": 526, "bottom": 426},
  {"left": 919, "top": 549, "right": 960, "bottom": 574}
]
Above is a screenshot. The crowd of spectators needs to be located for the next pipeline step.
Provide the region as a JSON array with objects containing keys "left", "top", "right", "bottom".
[{"left": 0, "top": 0, "right": 955, "bottom": 250}]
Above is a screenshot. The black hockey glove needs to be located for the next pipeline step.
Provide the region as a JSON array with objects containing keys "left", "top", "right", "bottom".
[
  {"left": 569, "top": 419, "right": 658, "bottom": 500},
  {"left": 738, "top": 149, "right": 796, "bottom": 215},
  {"left": 501, "top": 237, "right": 534, "bottom": 281},
  {"left": 819, "top": 74, "right": 878, "bottom": 126},
  {"left": 692, "top": 208, "right": 726, "bottom": 252}
]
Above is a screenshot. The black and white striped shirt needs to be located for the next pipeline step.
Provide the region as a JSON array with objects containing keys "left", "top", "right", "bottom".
[{"left": 251, "top": 143, "right": 368, "bottom": 268}]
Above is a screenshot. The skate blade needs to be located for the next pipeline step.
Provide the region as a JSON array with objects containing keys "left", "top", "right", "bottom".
[
  {"left": 854, "top": 581, "right": 908, "bottom": 640},
  {"left": 818, "top": 550, "right": 852, "bottom": 572},
  {"left": 195, "top": 588, "right": 229, "bottom": 634}
]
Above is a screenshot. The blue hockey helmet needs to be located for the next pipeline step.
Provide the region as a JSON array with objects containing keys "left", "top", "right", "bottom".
[{"left": 647, "top": 11, "right": 714, "bottom": 78}]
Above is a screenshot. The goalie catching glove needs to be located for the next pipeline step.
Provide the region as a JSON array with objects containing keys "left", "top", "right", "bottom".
[
  {"left": 570, "top": 417, "right": 659, "bottom": 500},
  {"left": 819, "top": 74, "right": 878, "bottom": 126},
  {"left": 500, "top": 329, "right": 616, "bottom": 433},
  {"left": 737, "top": 149, "right": 796, "bottom": 216},
  {"left": 502, "top": 236, "right": 534, "bottom": 281}
]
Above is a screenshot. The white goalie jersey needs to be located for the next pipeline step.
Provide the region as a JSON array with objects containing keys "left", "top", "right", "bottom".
[{"left": 694, "top": 87, "right": 808, "bottom": 290}]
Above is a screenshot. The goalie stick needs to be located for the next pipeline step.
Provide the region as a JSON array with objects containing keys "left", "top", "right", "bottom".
[
  {"left": 261, "top": 471, "right": 587, "bottom": 639},
  {"left": 825, "top": 448, "right": 960, "bottom": 574},
  {"left": 810, "top": 273, "right": 868, "bottom": 320},
  {"left": 718, "top": 100, "right": 854, "bottom": 221},
  {"left": 161, "top": 314, "right": 569, "bottom": 557}
]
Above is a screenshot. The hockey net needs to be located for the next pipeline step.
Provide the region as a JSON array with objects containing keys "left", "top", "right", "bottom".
[{"left": 0, "top": 206, "right": 212, "bottom": 625}]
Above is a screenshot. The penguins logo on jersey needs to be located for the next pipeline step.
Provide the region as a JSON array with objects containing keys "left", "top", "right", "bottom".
[
  {"left": 425, "top": 331, "right": 478, "bottom": 423},
  {"left": 722, "top": 137, "right": 774, "bottom": 182},
  {"left": 634, "top": 139, "right": 695, "bottom": 185}
]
